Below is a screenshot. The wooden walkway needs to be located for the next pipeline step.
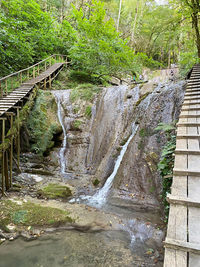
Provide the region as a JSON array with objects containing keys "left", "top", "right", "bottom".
[
  {"left": 164, "top": 64, "right": 200, "bottom": 266},
  {"left": 0, "top": 62, "right": 64, "bottom": 116},
  {"left": 0, "top": 55, "right": 66, "bottom": 195}
]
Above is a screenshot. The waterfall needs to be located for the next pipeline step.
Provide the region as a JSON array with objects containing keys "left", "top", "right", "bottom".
[
  {"left": 56, "top": 98, "right": 67, "bottom": 174},
  {"left": 88, "top": 122, "right": 139, "bottom": 207}
]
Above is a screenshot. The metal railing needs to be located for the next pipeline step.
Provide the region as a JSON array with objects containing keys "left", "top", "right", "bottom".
[{"left": 0, "top": 54, "right": 67, "bottom": 97}]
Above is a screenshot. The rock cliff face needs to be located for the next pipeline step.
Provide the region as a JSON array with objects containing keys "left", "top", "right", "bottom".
[{"left": 51, "top": 79, "right": 185, "bottom": 209}]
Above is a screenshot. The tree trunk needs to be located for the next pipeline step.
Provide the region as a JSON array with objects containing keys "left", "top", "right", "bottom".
[
  {"left": 190, "top": 0, "right": 200, "bottom": 58},
  {"left": 116, "top": 0, "right": 122, "bottom": 32},
  {"left": 131, "top": 0, "right": 139, "bottom": 45},
  {"left": 192, "top": 13, "right": 200, "bottom": 58}
]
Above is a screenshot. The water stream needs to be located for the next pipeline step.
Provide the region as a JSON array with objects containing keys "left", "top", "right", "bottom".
[
  {"left": 86, "top": 122, "right": 139, "bottom": 207},
  {"left": 56, "top": 97, "right": 67, "bottom": 174}
]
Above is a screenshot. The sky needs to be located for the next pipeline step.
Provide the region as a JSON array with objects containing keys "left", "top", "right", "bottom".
[{"left": 155, "top": 0, "right": 168, "bottom": 5}]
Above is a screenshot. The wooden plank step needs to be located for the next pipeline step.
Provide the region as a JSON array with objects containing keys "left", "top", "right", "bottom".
[
  {"left": 181, "top": 107, "right": 200, "bottom": 111},
  {"left": 173, "top": 169, "right": 200, "bottom": 176},
  {"left": 0, "top": 101, "right": 17, "bottom": 103},
  {"left": 177, "top": 122, "right": 200, "bottom": 127},
  {"left": 164, "top": 238, "right": 200, "bottom": 254},
  {"left": 167, "top": 194, "right": 200, "bottom": 207},
  {"left": 0, "top": 105, "right": 13, "bottom": 108},
  {"left": 175, "top": 149, "right": 200, "bottom": 155},
  {"left": 188, "top": 79, "right": 200, "bottom": 82},
  {"left": 186, "top": 89, "right": 200, "bottom": 93},
  {"left": 177, "top": 135, "right": 200, "bottom": 139},
  {"left": 179, "top": 114, "right": 200, "bottom": 118},
  {"left": 182, "top": 102, "right": 200, "bottom": 106},
  {"left": 190, "top": 76, "right": 200, "bottom": 79},
  {"left": 187, "top": 83, "right": 200, "bottom": 86},
  {"left": 185, "top": 97, "right": 200, "bottom": 101},
  {"left": 185, "top": 93, "right": 200, "bottom": 96}
]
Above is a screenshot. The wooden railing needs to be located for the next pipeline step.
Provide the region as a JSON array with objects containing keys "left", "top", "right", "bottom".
[{"left": 0, "top": 54, "right": 67, "bottom": 97}]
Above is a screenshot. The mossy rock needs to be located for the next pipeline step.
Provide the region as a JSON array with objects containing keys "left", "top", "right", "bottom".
[
  {"left": 0, "top": 200, "right": 73, "bottom": 231},
  {"left": 37, "top": 183, "right": 72, "bottom": 200}
]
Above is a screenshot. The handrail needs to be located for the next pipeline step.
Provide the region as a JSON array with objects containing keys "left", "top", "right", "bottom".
[
  {"left": 0, "top": 54, "right": 67, "bottom": 97},
  {"left": 0, "top": 54, "right": 67, "bottom": 81}
]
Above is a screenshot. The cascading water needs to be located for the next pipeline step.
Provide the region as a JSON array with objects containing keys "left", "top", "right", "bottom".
[
  {"left": 88, "top": 122, "right": 139, "bottom": 207},
  {"left": 56, "top": 97, "right": 67, "bottom": 174}
]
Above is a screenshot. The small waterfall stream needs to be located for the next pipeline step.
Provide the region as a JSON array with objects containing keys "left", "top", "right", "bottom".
[
  {"left": 56, "top": 97, "right": 67, "bottom": 174},
  {"left": 88, "top": 122, "right": 139, "bottom": 207}
]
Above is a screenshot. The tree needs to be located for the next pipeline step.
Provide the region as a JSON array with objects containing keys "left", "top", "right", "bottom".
[
  {"left": 170, "top": 0, "right": 200, "bottom": 58},
  {"left": 69, "top": 0, "right": 139, "bottom": 79}
]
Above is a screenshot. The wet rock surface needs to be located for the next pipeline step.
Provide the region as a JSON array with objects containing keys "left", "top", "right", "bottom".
[{"left": 49, "top": 79, "right": 185, "bottom": 209}]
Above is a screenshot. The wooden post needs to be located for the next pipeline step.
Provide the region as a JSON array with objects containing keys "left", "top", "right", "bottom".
[
  {"left": 44, "top": 78, "right": 47, "bottom": 90},
  {"left": 17, "top": 108, "right": 20, "bottom": 168},
  {"left": 6, "top": 112, "right": 14, "bottom": 188},
  {"left": 1, "top": 118, "right": 6, "bottom": 196},
  {"left": 20, "top": 72, "right": 23, "bottom": 84},
  {"left": 38, "top": 65, "right": 40, "bottom": 75},
  {"left": 5, "top": 80, "right": 7, "bottom": 95},
  {"left": 45, "top": 61, "right": 47, "bottom": 71},
  {"left": 33, "top": 67, "right": 35, "bottom": 79},
  {"left": 49, "top": 75, "right": 52, "bottom": 89},
  {"left": 27, "top": 69, "right": 29, "bottom": 80},
  {"left": 0, "top": 81, "right": 2, "bottom": 98},
  {"left": 4, "top": 151, "right": 9, "bottom": 190}
]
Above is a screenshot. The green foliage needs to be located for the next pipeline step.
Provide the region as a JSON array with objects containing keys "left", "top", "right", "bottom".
[
  {"left": 92, "top": 178, "right": 100, "bottom": 186},
  {"left": 179, "top": 51, "right": 200, "bottom": 77},
  {"left": 156, "top": 122, "right": 176, "bottom": 222},
  {"left": 72, "top": 120, "right": 82, "bottom": 130},
  {"left": 139, "top": 128, "right": 152, "bottom": 138},
  {"left": 69, "top": 0, "right": 139, "bottom": 78},
  {"left": 85, "top": 106, "right": 92, "bottom": 118},
  {"left": 69, "top": 70, "right": 93, "bottom": 83},
  {"left": 135, "top": 53, "right": 162, "bottom": 70},
  {"left": 0, "top": 0, "right": 76, "bottom": 76},
  {"left": 70, "top": 83, "right": 101, "bottom": 102},
  {"left": 27, "top": 90, "right": 61, "bottom": 155},
  {"left": 155, "top": 122, "right": 176, "bottom": 133}
]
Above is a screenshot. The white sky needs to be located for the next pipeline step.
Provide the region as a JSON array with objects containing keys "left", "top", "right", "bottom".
[{"left": 155, "top": 0, "right": 168, "bottom": 5}]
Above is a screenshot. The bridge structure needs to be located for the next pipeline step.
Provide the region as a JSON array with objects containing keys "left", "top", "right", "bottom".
[
  {"left": 0, "top": 55, "right": 67, "bottom": 195},
  {"left": 164, "top": 64, "right": 200, "bottom": 266}
]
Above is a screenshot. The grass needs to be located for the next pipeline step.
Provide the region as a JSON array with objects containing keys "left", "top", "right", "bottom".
[
  {"left": 71, "top": 120, "right": 82, "bottom": 131},
  {"left": 85, "top": 105, "right": 92, "bottom": 118},
  {"left": 37, "top": 183, "right": 72, "bottom": 200},
  {"left": 70, "top": 83, "right": 101, "bottom": 102},
  {"left": 0, "top": 200, "right": 73, "bottom": 231}
]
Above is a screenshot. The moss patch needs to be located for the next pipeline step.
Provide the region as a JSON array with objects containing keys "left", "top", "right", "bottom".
[
  {"left": 92, "top": 178, "right": 100, "bottom": 186},
  {"left": 135, "top": 92, "right": 150, "bottom": 107},
  {"left": 27, "top": 90, "right": 62, "bottom": 155},
  {"left": 37, "top": 183, "right": 72, "bottom": 200},
  {"left": 0, "top": 200, "right": 73, "bottom": 231}
]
